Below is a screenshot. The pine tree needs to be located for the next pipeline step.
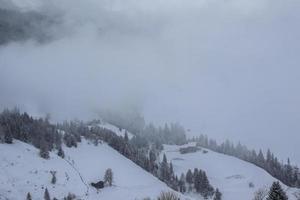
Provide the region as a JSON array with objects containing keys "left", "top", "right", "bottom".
[
  {"left": 44, "top": 188, "right": 51, "bottom": 200},
  {"left": 160, "top": 154, "right": 169, "bottom": 182},
  {"left": 266, "top": 181, "right": 288, "bottom": 200},
  {"left": 257, "top": 150, "right": 265, "bottom": 167},
  {"left": 214, "top": 188, "right": 222, "bottom": 200},
  {"left": 26, "top": 192, "right": 32, "bottom": 200},
  {"left": 179, "top": 173, "right": 186, "bottom": 193},
  {"left": 186, "top": 169, "right": 193, "bottom": 184},
  {"left": 124, "top": 131, "right": 129, "bottom": 142},
  {"left": 4, "top": 131, "right": 13, "bottom": 144}
]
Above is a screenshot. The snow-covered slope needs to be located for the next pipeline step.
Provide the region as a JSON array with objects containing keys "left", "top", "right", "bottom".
[
  {"left": 163, "top": 143, "right": 300, "bottom": 200},
  {"left": 0, "top": 140, "right": 184, "bottom": 200}
]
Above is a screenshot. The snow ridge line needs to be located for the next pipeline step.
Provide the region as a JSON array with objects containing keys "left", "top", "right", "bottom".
[{"left": 63, "top": 157, "right": 90, "bottom": 196}]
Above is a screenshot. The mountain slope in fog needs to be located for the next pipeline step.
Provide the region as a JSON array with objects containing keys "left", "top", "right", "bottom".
[
  {"left": 0, "top": 139, "right": 184, "bottom": 200},
  {"left": 163, "top": 143, "right": 300, "bottom": 200}
]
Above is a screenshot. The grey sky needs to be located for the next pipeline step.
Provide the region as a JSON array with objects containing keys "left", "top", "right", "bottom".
[{"left": 0, "top": 0, "right": 300, "bottom": 163}]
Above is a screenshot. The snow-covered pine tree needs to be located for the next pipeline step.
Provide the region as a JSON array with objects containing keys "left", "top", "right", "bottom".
[
  {"left": 186, "top": 169, "right": 193, "bottom": 191},
  {"left": 179, "top": 173, "right": 186, "bottom": 193},
  {"left": 26, "top": 192, "right": 32, "bottom": 200},
  {"left": 160, "top": 154, "right": 169, "bottom": 182},
  {"left": 266, "top": 181, "right": 288, "bottom": 200},
  {"left": 214, "top": 188, "right": 222, "bottom": 200},
  {"left": 44, "top": 188, "right": 50, "bottom": 200}
]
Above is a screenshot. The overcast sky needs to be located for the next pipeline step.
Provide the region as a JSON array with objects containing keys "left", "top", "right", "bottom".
[{"left": 0, "top": 0, "right": 300, "bottom": 163}]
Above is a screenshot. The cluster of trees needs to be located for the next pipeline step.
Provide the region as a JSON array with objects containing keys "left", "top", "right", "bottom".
[
  {"left": 185, "top": 168, "right": 217, "bottom": 199},
  {"left": 158, "top": 154, "right": 220, "bottom": 199},
  {"left": 192, "top": 135, "right": 300, "bottom": 188},
  {"left": 97, "top": 110, "right": 187, "bottom": 146},
  {"left": 98, "top": 110, "right": 146, "bottom": 135},
  {"left": 140, "top": 123, "right": 187, "bottom": 146},
  {"left": 0, "top": 109, "right": 64, "bottom": 159}
]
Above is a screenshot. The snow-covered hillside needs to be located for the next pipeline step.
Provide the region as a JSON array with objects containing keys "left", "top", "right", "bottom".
[
  {"left": 163, "top": 143, "right": 300, "bottom": 200},
  {"left": 0, "top": 139, "right": 185, "bottom": 200}
]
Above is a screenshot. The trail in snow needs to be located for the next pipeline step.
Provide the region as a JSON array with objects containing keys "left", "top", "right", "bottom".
[{"left": 63, "top": 157, "right": 90, "bottom": 197}]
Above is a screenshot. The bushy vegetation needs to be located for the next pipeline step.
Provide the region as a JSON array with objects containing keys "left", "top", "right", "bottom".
[{"left": 157, "top": 191, "right": 180, "bottom": 200}]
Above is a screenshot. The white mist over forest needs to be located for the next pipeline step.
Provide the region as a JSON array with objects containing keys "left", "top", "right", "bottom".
[{"left": 0, "top": 0, "right": 300, "bottom": 163}]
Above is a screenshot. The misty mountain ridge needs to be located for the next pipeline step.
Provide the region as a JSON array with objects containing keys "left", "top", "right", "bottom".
[
  {"left": 0, "top": 109, "right": 300, "bottom": 199},
  {"left": 1, "top": 0, "right": 300, "bottom": 199}
]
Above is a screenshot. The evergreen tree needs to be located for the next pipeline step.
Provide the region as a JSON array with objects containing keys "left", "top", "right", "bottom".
[
  {"left": 214, "top": 188, "right": 222, "bottom": 200},
  {"left": 160, "top": 154, "right": 169, "bottom": 182},
  {"left": 26, "top": 192, "right": 32, "bottom": 200},
  {"left": 257, "top": 150, "right": 265, "bottom": 167},
  {"left": 186, "top": 169, "right": 193, "bottom": 185},
  {"left": 266, "top": 182, "right": 288, "bottom": 200},
  {"left": 4, "top": 131, "right": 13, "bottom": 144},
  {"left": 44, "top": 188, "right": 51, "bottom": 200},
  {"left": 179, "top": 173, "right": 186, "bottom": 193},
  {"left": 124, "top": 131, "right": 129, "bottom": 142}
]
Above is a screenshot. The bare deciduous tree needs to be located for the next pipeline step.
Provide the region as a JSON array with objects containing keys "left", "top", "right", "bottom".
[{"left": 253, "top": 187, "right": 268, "bottom": 200}]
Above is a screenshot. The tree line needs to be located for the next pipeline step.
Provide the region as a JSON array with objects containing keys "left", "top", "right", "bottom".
[{"left": 191, "top": 135, "right": 300, "bottom": 188}]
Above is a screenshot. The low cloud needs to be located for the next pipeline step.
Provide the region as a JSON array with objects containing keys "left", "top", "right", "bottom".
[{"left": 1, "top": 0, "right": 300, "bottom": 162}]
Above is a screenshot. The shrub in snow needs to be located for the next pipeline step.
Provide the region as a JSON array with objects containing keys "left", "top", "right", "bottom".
[
  {"left": 57, "top": 147, "right": 65, "bottom": 158},
  {"left": 249, "top": 182, "right": 255, "bottom": 188},
  {"left": 253, "top": 187, "right": 268, "bottom": 200},
  {"left": 39, "top": 147, "right": 50, "bottom": 159},
  {"left": 157, "top": 191, "right": 180, "bottom": 200},
  {"left": 50, "top": 171, "right": 57, "bottom": 184},
  {"left": 64, "top": 193, "right": 76, "bottom": 200}
]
